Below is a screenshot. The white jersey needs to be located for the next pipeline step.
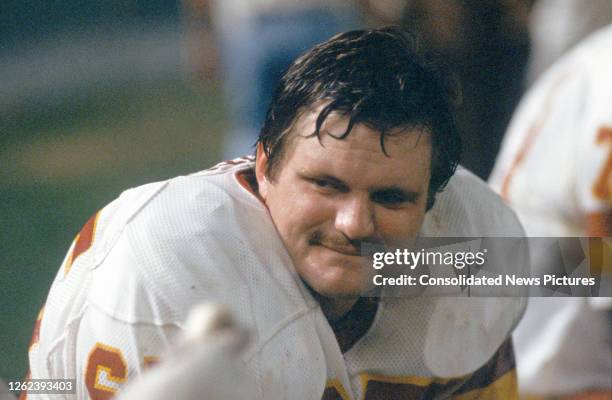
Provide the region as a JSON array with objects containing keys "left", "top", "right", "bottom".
[
  {"left": 27, "top": 158, "right": 525, "bottom": 400},
  {"left": 490, "top": 25, "right": 612, "bottom": 396},
  {"left": 490, "top": 25, "right": 612, "bottom": 237}
]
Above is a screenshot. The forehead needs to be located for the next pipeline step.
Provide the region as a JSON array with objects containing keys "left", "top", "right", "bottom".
[{"left": 282, "top": 108, "right": 432, "bottom": 186}]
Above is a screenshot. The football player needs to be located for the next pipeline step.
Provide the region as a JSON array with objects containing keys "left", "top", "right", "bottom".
[
  {"left": 490, "top": 24, "right": 612, "bottom": 399},
  {"left": 25, "top": 27, "right": 526, "bottom": 399}
]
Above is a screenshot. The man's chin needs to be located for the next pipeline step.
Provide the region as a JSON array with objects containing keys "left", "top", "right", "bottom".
[
  {"left": 305, "top": 275, "right": 372, "bottom": 300},
  {"left": 315, "top": 286, "right": 362, "bottom": 300},
  {"left": 297, "top": 256, "right": 375, "bottom": 298}
]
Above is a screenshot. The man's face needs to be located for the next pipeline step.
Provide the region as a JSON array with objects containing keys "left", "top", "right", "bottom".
[{"left": 256, "top": 109, "right": 432, "bottom": 300}]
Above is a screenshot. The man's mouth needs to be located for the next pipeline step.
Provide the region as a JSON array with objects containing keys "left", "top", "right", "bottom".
[
  {"left": 309, "top": 232, "right": 386, "bottom": 257},
  {"left": 319, "top": 242, "right": 361, "bottom": 256}
]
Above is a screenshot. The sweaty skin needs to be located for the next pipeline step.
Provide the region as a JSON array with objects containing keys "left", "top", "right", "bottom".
[{"left": 256, "top": 107, "right": 432, "bottom": 320}]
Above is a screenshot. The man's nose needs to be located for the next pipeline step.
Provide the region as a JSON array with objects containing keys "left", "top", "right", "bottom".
[{"left": 334, "top": 194, "right": 376, "bottom": 240}]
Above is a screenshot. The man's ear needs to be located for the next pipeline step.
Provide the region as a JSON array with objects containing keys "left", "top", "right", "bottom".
[{"left": 255, "top": 142, "right": 269, "bottom": 200}]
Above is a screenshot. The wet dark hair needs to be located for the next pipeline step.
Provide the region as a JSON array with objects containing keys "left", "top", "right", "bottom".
[{"left": 257, "top": 26, "right": 461, "bottom": 210}]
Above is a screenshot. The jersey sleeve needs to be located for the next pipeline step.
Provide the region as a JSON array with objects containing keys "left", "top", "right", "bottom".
[
  {"left": 28, "top": 304, "right": 179, "bottom": 400},
  {"left": 25, "top": 200, "right": 182, "bottom": 400}
]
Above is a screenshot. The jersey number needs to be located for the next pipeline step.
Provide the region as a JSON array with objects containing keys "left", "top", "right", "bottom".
[
  {"left": 85, "top": 343, "right": 128, "bottom": 400},
  {"left": 593, "top": 126, "right": 612, "bottom": 201}
]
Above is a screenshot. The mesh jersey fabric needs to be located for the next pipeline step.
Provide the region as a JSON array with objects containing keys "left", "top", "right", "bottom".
[{"left": 29, "top": 157, "right": 526, "bottom": 399}]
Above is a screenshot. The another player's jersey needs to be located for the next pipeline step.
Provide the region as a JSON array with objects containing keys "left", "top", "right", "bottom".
[
  {"left": 490, "top": 24, "right": 612, "bottom": 237},
  {"left": 489, "top": 25, "right": 612, "bottom": 396},
  {"left": 26, "top": 157, "right": 525, "bottom": 400}
]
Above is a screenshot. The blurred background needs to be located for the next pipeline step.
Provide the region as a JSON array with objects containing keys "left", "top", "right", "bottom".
[
  {"left": 1, "top": 0, "right": 227, "bottom": 383},
  {"left": 2, "top": 0, "right": 610, "bottom": 387}
]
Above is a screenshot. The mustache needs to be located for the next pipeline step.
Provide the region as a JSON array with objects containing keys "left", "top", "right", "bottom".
[{"left": 308, "top": 231, "right": 386, "bottom": 255}]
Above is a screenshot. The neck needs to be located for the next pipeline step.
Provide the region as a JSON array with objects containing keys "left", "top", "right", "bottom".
[{"left": 310, "top": 290, "right": 359, "bottom": 322}]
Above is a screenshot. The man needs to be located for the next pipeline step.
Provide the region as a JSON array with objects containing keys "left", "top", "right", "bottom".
[
  {"left": 490, "top": 24, "right": 612, "bottom": 399},
  {"left": 25, "top": 27, "right": 525, "bottom": 399}
]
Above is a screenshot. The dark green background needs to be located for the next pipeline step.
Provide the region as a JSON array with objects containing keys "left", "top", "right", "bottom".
[{"left": 0, "top": 79, "right": 228, "bottom": 383}]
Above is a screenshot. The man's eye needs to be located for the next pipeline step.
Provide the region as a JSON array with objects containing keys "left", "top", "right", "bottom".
[
  {"left": 371, "top": 191, "right": 410, "bottom": 207},
  {"left": 314, "top": 179, "right": 332, "bottom": 188},
  {"left": 307, "top": 177, "right": 347, "bottom": 193},
  {"left": 311, "top": 179, "right": 338, "bottom": 192}
]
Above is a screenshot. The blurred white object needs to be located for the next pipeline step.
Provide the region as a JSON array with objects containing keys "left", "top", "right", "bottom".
[
  {"left": 512, "top": 298, "right": 611, "bottom": 394},
  {"left": 182, "top": 303, "right": 241, "bottom": 343},
  {"left": 117, "top": 303, "right": 254, "bottom": 400},
  {"left": 490, "top": 24, "right": 612, "bottom": 396}
]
